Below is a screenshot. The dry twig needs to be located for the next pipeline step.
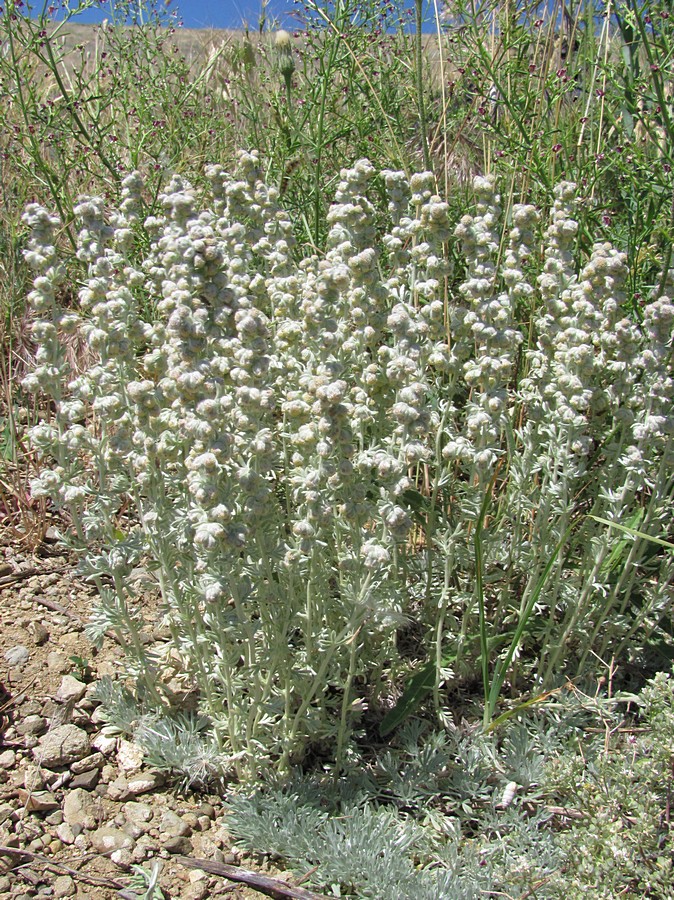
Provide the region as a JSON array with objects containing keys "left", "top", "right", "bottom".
[
  {"left": 175, "top": 855, "right": 327, "bottom": 900},
  {"left": 0, "top": 844, "right": 128, "bottom": 891}
]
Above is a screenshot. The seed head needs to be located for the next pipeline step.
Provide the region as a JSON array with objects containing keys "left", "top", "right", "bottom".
[{"left": 274, "top": 29, "right": 291, "bottom": 49}]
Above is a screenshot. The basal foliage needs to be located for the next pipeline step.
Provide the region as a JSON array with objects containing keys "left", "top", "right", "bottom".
[
  {"left": 226, "top": 674, "right": 674, "bottom": 897},
  {"left": 22, "top": 152, "right": 673, "bottom": 778}
]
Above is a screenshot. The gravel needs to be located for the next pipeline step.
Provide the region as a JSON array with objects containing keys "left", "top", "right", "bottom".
[{"left": 0, "top": 548, "right": 245, "bottom": 899}]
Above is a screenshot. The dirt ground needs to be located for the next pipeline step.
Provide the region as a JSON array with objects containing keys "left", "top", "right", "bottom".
[{"left": 0, "top": 538, "right": 312, "bottom": 900}]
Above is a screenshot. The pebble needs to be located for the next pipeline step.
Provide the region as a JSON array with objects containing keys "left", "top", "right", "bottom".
[
  {"left": 0, "top": 831, "right": 19, "bottom": 849},
  {"left": 63, "top": 788, "right": 101, "bottom": 831},
  {"left": 159, "top": 810, "right": 192, "bottom": 839},
  {"left": 4, "top": 645, "right": 29, "bottom": 666},
  {"left": 110, "top": 847, "right": 133, "bottom": 866},
  {"left": 74, "top": 833, "right": 89, "bottom": 851},
  {"left": 33, "top": 725, "right": 90, "bottom": 768},
  {"left": 20, "top": 699, "right": 42, "bottom": 716},
  {"left": 41, "top": 699, "right": 59, "bottom": 719},
  {"left": 90, "top": 826, "right": 134, "bottom": 854},
  {"left": 100, "top": 763, "right": 117, "bottom": 784},
  {"left": 17, "top": 788, "right": 59, "bottom": 812},
  {"left": 32, "top": 622, "right": 50, "bottom": 646},
  {"left": 106, "top": 775, "right": 130, "bottom": 801},
  {"left": 71, "top": 752, "right": 104, "bottom": 775},
  {"left": 47, "top": 651, "right": 70, "bottom": 674},
  {"left": 56, "top": 823, "right": 76, "bottom": 845},
  {"left": 56, "top": 676, "right": 87, "bottom": 704},
  {"left": 52, "top": 875, "right": 76, "bottom": 897},
  {"left": 70, "top": 768, "right": 100, "bottom": 791},
  {"left": 91, "top": 733, "right": 118, "bottom": 756},
  {"left": 162, "top": 835, "right": 192, "bottom": 854},
  {"left": 29, "top": 833, "right": 49, "bottom": 851},
  {"left": 181, "top": 812, "right": 199, "bottom": 830},
  {"left": 132, "top": 835, "right": 156, "bottom": 862},
  {"left": 45, "top": 810, "right": 63, "bottom": 826},
  {"left": 127, "top": 772, "right": 162, "bottom": 796},
  {"left": 24, "top": 765, "right": 48, "bottom": 791},
  {"left": 124, "top": 801, "right": 153, "bottom": 830},
  {"left": 16, "top": 715, "right": 48, "bottom": 736},
  {"left": 0, "top": 875, "right": 10, "bottom": 892},
  {"left": 0, "top": 803, "right": 13, "bottom": 825},
  {"left": 123, "top": 820, "right": 145, "bottom": 840},
  {"left": 0, "top": 749, "right": 16, "bottom": 769}
]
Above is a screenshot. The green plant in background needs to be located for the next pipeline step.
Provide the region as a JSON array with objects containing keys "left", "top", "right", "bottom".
[
  {"left": 608, "top": 0, "right": 674, "bottom": 297},
  {"left": 438, "top": 0, "right": 674, "bottom": 272},
  {"left": 229, "top": 0, "right": 417, "bottom": 247}
]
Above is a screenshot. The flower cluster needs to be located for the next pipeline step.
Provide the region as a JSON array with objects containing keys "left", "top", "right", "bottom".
[
  {"left": 23, "top": 156, "right": 674, "bottom": 777},
  {"left": 451, "top": 176, "right": 534, "bottom": 471}
]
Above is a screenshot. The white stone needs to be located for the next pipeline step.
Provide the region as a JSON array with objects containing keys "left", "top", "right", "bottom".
[
  {"left": 117, "top": 739, "right": 144, "bottom": 774},
  {"left": 4, "top": 645, "right": 29, "bottom": 666},
  {"left": 111, "top": 847, "right": 133, "bottom": 866},
  {"left": 56, "top": 823, "right": 76, "bottom": 845},
  {"left": 91, "top": 732, "right": 118, "bottom": 756},
  {"left": 127, "top": 772, "right": 161, "bottom": 795},
  {"left": 90, "top": 826, "right": 133, "bottom": 854}
]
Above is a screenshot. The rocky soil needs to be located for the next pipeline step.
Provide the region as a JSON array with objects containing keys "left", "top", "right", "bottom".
[{"left": 0, "top": 540, "right": 300, "bottom": 900}]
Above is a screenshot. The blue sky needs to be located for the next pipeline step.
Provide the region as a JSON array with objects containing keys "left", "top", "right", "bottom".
[
  {"left": 44, "top": 0, "right": 427, "bottom": 32},
  {"left": 168, "top": 0, "right": 298, "bottom": 30},
  {"left": 174, "top": 0, "right": 424, "bottom": 30}
]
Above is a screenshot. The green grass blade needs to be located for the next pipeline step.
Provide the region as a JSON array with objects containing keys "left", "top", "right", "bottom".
[
  {"left": 474, "top": 481, "right": 494, "bottom": 728},
  {"left": 486, "top": 527, "right": 572, "bottom": 726},
  {"left": 589, "top": 515, "right": 674, "bottom": 552},
  {"left": 379, "top": 660, "right": 439, "bottom": 738}
]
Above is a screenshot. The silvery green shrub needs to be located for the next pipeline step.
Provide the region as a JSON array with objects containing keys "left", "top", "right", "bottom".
[{"left": 23, "top": 152, "right": 673, "bottom": 778}]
